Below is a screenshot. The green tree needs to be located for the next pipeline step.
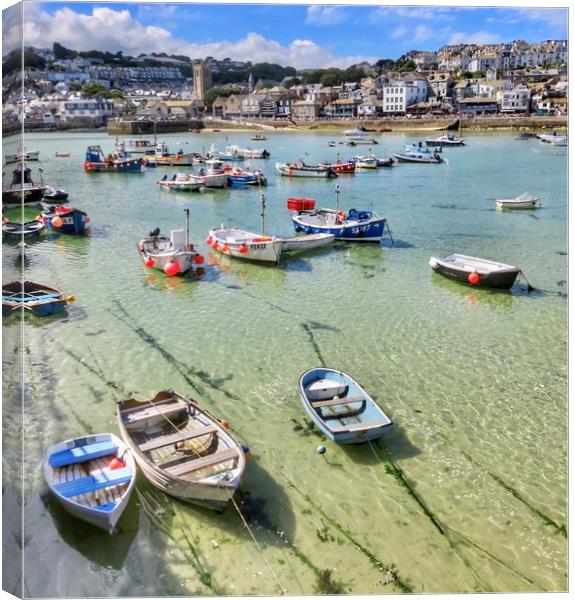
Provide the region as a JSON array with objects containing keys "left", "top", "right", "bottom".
[
  {"left": 203, "top": 86, "right": 234, "bottom": 108},
  {"left": 342, "top": 66, "right": 366, "bottom": 82},
  {"left": 53, "top": 42, "right": 77, "bottom": 60}
]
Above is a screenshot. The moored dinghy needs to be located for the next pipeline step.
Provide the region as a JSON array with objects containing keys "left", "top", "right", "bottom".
[
  {"left": 208, "top": 227, "right": 283, "bottom": 263},
  {"left": 116, "top": 390, "right": 246, "bottom": 510},
  {"left": 429, "top": 253, "right": 521, "bottom": 289},
  {"left": 2, "top": 219, "right": 45, "bottom": 240},
  {"left": 42, "top": 205, "right": 90, "bottom": 234},
  {"left": 496, "top": 192, "right": 539, "bottom": 210},
  {"left": 2, "top": 281, "right": 70, "bottom": 316},
  {"left": 280, "top": 233, "right": 335, "bottom": 253},
  {"left": 43, "top": 432, "right": 135, "bottom": 533},
  {"left": 299, "top": 368, "right": 392, "bottom": 444}
]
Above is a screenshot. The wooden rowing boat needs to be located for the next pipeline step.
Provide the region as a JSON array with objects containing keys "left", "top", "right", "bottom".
[
  {"left": 429, "top": 253, "right": 521, "bottom": 289},
  {"left": 116, "top": 390, "right": 246, "bottom": 510},
  {"left": 43, "top": 432, "right": 136, "bottom": 533},
  {"left": 299, "top": 368, "right": 392, "bottom": 444}
]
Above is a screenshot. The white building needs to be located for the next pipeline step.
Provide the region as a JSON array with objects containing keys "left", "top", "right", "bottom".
[
  {"left": 500, "top": 85, "right": 531, "bottom": 113},
  {"left": 58, "top": 98, "right": 114, "bottom": 123},
  {"left": 469, "top": 54, "right": 500, "bottom": 73},
  {"left": 381, "top": 74, "right": 428, "bottom": 115}
]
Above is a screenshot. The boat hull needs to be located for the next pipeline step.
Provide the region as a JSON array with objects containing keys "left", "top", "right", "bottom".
[
  {"left": 275, "top": 163, "right": 336, "bottom": 178},
  {"left": 84, "top": 159, "right": 142, "bottom": 173},
  {"left": 394, "top": 154, "right": 442, "bottom": 164},
  {"left": 299, "top": 368, "right": 392, "bottom": 444},
  {"left": 280, "top": 233, "right": 335, "bottom": 252},
  {"left": 2, "top": 187, "right": 46, "bottom": 204},
  {"left": 429, "top": 257, "right": 520, "bottom": 289},
  {"left": 2, "top": 281, "right": 68, "bottom": 316},
  {"left": 425, "top": 140, "right": 465, "bottom": 147},
  {"left": 43, "top": 208, "right": 89, "bottom": 234},
  {"left": 209, "top": 228, "right": 283, "bottom": 263},
  {"left": 292, "top": 212, "right": 386, "bottom": 242},
  {"left": 43, "top": 433, "right": 135, "bottom": 533},
  {"left": 496, "top": 199, "right": 538, "bottom": 210}
]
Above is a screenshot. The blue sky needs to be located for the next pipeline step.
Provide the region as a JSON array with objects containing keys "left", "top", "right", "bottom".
[{"left": 4, "top": 3, "right": 569, "bottom": 67}]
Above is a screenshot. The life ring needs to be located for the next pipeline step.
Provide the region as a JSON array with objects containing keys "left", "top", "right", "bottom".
[{"left": 336, "top": 210, "right": 346, "bottom": 225}]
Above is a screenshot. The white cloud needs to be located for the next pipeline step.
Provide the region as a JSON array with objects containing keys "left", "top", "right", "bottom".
[
  {"left": 515, "top": 8, "right": 567, "bottom": 30},
  {"left": 449, "top": 31, "right": 502, "bottom": 45},
  {"left": 305, "top": 6, "right": 348, "bottom": 26},
  {"left": 390, "top": 25, "right": 407, "bottom": 40},
  {"left": 371, "top": 7, "right": 455, "bottom": 22},
  {"left": 413, "top": 25, "right": 433, "bottom": 44},
  {"left": 6, "top": 5, "right": 374, "bottom": 69}
]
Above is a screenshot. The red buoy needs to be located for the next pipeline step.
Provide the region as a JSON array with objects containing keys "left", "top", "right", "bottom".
[
  {"left": 221, "top": 244, "right": 230, "bottom": 253},
  {"left": 205, "top": 236, "right": 213, "bottom": 246},
  {"left": 239, "top": 244, "right": 249, "bottom": 254},
  {"left": 145, "top": 258, "right": 155, "bottom": 268},
  {"left": 164, "top": 261, "right": 181, "bottom": 276},
  {"left": 468, "top": 272, "right": 480, "bottom": 285},
  {"left": 212, "top": 241, "right": 219, "bottom": 250},
  {"left": 109, "top": 457, "right": 125, "bottom": 470},
  {"left": 194, "top": 254, "right": 205, "bottom": 264}
]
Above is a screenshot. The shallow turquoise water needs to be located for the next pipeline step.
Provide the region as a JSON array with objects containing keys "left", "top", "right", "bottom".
[{"left": 2, "top": 129, "right": 567, "bottom": 595}]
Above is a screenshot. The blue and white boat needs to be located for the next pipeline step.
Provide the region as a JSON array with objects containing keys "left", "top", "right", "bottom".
[
  {"left": 291, "top": 200, "right": 385, "bottom": 242},
  {"left": 43, "top": 432, "right": 135, "bottom": 533},
  {"left": 299, "top": 368, "right": 392, "bottom": 444},
  {"left": 2, "top": 281, "right": 69, "bottom": 316},
  {"left": 84, "top": 143, "right": 143, "bottom": 173},
  {"left": 227, "top": 167, "right": 267, "bottom": 186},
  {"left": 394, "top": 143, "right": 443, "bottom": 164},
  {"left": 42, "top": 205, "right": 90, "bottom": 234}
]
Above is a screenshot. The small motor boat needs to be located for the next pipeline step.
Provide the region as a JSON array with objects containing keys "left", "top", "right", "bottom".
[
  {"left": 43, "top": 187, "right": 69, "bottom": 202},
  {"left": 42, "top": 205, "right": 90, "bottom": 234},
  {"left": 496, "top": 193, "right": 539, "bottom": 210}
]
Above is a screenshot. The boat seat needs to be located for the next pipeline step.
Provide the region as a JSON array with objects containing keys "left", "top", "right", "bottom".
[
  {"left": 311, "top": 395, "right": 365, "bottom": 409},
  {"left": 139, "top": 425, "right": 218, "bottom": 453},
  {"left": 53, "top": 467, "right": 132, "bottom": 498},
  {"left": 123, "top": 401, "right": 186, "bottom": 424},
  {"left": 164, "top": 448, "right": 238, "bottom": 478},
  {"left": 49, "top": 441, "right": 118, "bottom": 468},
  {"left": 6, "top": 292, "right": 61, "bottom": 303},
  {"left": 331, "top": 419, "right": 390, "bottom": 433}
]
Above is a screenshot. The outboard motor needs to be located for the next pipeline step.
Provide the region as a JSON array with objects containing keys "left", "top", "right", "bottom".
[{"left": 149, "top": 227, "right": 160, "bottom": 238}]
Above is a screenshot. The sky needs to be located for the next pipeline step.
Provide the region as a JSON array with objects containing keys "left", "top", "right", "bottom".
[{"left": 2, "top": 2, "right": 569, "bottom": 68}]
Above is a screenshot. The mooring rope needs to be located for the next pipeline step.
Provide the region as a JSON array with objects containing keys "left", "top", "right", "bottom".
[{"left": 231, "top": 496, "right": 287, "bottom": 595}]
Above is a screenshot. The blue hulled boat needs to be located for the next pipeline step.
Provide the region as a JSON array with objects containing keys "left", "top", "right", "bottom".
[
  {"left": 227, "top": 168, "right": 267, "bottom": 186},
  {"left": 2, "top": 281, "right": 69, "bottom": 316},
  {"left": 42, "top": 205, "right": 90, "bottom": 235},
  {"left": 84, "top": 143, "right": 143, "bottom": 173},
  {"left": 299, "top": 368, "right": 392, "bottom": 444},
  {"left": 290, "top": 202, "right": 385, "bottom": 242}
]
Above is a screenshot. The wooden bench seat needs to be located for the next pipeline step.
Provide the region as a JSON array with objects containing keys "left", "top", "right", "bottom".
[
  {"left": 123, "top": 401, "right": 185, "bottom": 424},
  {"left": 311, "top": 395, "right": 365, "bottom": 409},
  {"left": 53, "top": 467, "right": 132, "bottom": 498},
  {"left": 164, "top": 448, "right": 238, "bottom": 478},
  {"left": 331, "top": 419, "right": 391, "bottom": 432},
  {"left": 139, "top": 425, "right": 217, "bottom": 453},
  {"left": 49, "top": 441, "right": 117, "bottom": 468}
]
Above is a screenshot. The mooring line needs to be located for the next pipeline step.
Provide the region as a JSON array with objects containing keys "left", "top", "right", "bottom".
[{"left": 231, "top": 496, "right": 287, "bottom": 595}]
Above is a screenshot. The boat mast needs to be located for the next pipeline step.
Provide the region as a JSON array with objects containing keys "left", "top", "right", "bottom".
[
  {"left": 259, "top": 191, "right": 266, "bottom": 234},
  {"left": 184, "top": 208, "right": 190, "bottom": 247},
  {"left": 335, "top": 184, "right": 340, "bottom": 211}
]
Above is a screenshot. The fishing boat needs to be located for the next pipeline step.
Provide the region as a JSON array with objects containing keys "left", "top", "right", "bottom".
[
  {"left": 280, "top": 233, "right": 335, "bottom": 253},
  {"left": 2, "top": 281, "right": 69, "bottom": 316},
  {"left": 2, "top": 165, "right": 47, "bottom": 204},
  {"left": 251, "top": 134, "right": 267, "bottom": 141},
  {"left": 207, "top": 144, "right": 244, "bottom": 162},
  {"left": 343, "top": 127, "right": 378, "bottom": 144},
  {"left": 429, "top": 254, "right": 521, "bottom": 289},
  {"left": 42, "top": 187, "right": 69, "bottom": 202},
  {"left": 55, "top": 151, "right": 71, "bottom": 158},
  {"left": 320, "top": 160, "right": 355, "bottom": 174},
  {"left": 5, "top": 149, "right": 40, "bottom": 164},
  {"left": 538, "top": 131, "right": 568, "bottom": 145},
  {"left": 328, "top": 140, "right": 356, "bottom": 148},
  {"left": 84, "top": 143, "right": 143, "bottom": 173},
  {"left": 496, "top": 193, "right": 539, "bottom": 210},
  {"left": 157, "top": 173, "right": 202, "bottom": 192},
  {"left": 299, "top": 368, "right": 392, "bottom": 444},
  {"left": 375, "top": 157, "right": 394, "bottom": 167},
  {"left": 42, "top": 205, "right": 90, "bottom": 234},
  {"left": 226, "top": 166, "right": 267, "bottom": 186},
  {"left": 116, "top": 390, "right": 246, "bottom": 510},
  {"left": 144, "top": 142, "right": 195, "bottom": 167},
  {"left": 289, "top": 188, "right": 386, "bottom": 242},
  {"left": 425, "top": 133, "right": 466, "bottom": 146},
  {"left": 2, "top": 219, "right": 44, "bottom": 241},
  {"left": 226, "top": 145, "right": 270, "bottom": 159},
  {"left": 43, "top": 432, "right": 135, "bottom": 533},
  {"left": 275, "top": 160, "right": 337, "bottom": 178},
  {"left": 394, "top": 144, "right": 443, "bottom": 164},
  {"left": 191, "top": 160, "right": 231, "bottom": 188},
  {"left": 354, "top": 155, "right": 378, "bottom": 169},
  {"left": 515, "top": 132, "right": 538, "bottom": 140},
  {"left": 124, "top": 138, "right": 156, "bottom": 154},
  {"left": 138, "top": 209, "right": 203, "bottom": 276},
  {"left": 207, "top": 227, "right": 283, "bottom": 263}
]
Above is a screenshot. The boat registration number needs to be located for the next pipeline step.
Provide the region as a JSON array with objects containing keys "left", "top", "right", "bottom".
[
  {"left": 250, "top": 244, "right": 266, "bottom": 250},
  {"left": 350, "top": 225, "right": 370, "bottom": 234}
]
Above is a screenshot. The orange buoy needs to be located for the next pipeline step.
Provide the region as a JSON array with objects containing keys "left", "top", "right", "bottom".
[
  {"left": 221, "top": 244, "right": 230, "bottom": 253},
  {"left": 239, "top": 244, "right": 249, "bottom": 254},
  {"left": 220, "top": 420, "right": 230, "bottom": 430},
  {"left": 51, "top": 216, "right": 64, "bottom": 228},
  {"left": 109, "top": 457, "right": 125, "bottom": 470}
]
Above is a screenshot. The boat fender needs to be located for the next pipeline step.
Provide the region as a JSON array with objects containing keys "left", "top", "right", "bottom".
[
  {"left": 239, "top": 244, "right": 249, "bottom": 254},
  {"left": 242, "top": 445, "right": 252, "bottom": 462},
  {"left": 109, "top": 457, "right": 125, "bottom": 470},
  {"left": 468, "top": 272, "right": 480, "bottom": 285},
  {"left": 66, "top": 295, "right": 76, "bottom": 302},
  {"left": 336, "top": 211, "right": 346, "bottom": 225},
  {"left": 220, "top": 420, "right": 231, "bottom": 430}
]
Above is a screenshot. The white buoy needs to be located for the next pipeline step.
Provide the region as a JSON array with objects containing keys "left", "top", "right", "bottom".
[{"left": 316, "top": 445, "right": 326, "bottom": 454}]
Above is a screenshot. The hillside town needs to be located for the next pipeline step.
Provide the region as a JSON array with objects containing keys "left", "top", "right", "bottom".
[{"left": 2, "top": 39, "right": 568, "bottom": 129}]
